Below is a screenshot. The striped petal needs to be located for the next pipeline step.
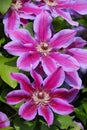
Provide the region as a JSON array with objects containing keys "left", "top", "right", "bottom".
[
  {"left": 65, "top": 71, "right": 82, "bottom": 89},
  {"left": 34, "top": 11, "right": 52, "bottom": 42},
  {"left": 9, "top": 29, "right": 36, "bottom": 45},
  {"left": 17, "top": 53, "right": 40, "bottom": 71},
  {"left": 38, "top": 105, "right": 54, "bottom": 125},
  {"left": 6, "top": 90, "right": 29, "bottom": 105},
  {"left": 50, "top": 52, "right": 80, "bottom": 71},
  {"left": 10, "top": 72, "right": 33, "bottom": 93},
  {"left": 49, "top": 98, "right": 74, "bottom": 115},
  {"left": 68, "top": 48, "right": 87, "bottom": 69},
  {"left": 4, "top": 41, "right": 33, "bottom": 56},
  {"left": 19, "top": 101, "right": 37, "bottom": 120},
  {"left": 51, "top": 88, "right": 79, "bottom": 103},
  {"left": 44, "top": 67, "right": 65, "bottom": 90},
  {"left": 3, "top": 10, "right": 20, "bottom": 36}
]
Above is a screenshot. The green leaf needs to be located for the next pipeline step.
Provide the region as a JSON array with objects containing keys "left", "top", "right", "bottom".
[
  {"left": 41, "top": 124, "right": 59, "bottom": 130},
  {"left": 55, "top": 115, "right": 74, "bottom": 129},
  {"left": 14, "top": 116, "right": 36, "bottom": 130},
  {"left": 0, "top": 56, "right": 19, "bottom": 88},
  {"left": 0, "top": 0, "right": 12, "bottom": 14},
  {"left": 0, "top": 127, "right": 14, "bottom": 130},
  {"left": 74, "top": 108, "right": 87, "bottom": 125},
  {"left": 82, "top": 88, "right": 87, "bottom": 93},
  {"left": 82, "top": 103, "right": 87, "bottom": 113},
  {"left": 25, "top": 21, "right": 34, "bottom": 36},
  {"left": 0, "top": 38, "right": 5, "bottom": 46},
  {"left": 52, "top": 16, "right": 71, "bottom": 32},
  {"left": 69, "top": 122, "right": 83, "bottom": 130}
]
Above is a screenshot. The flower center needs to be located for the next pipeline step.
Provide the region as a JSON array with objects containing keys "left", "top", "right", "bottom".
[
  {"left": 11, "top": 0, "right": 22, "bottom": 10},
  {"left": 37, "top": 42, "right": 52, "bottom": 56},
  {"left": 43, "top": 0, "right": 58, "bottom": 6},
  {"left": 32, "top": 91, "right": 50, "bottom": 105}
]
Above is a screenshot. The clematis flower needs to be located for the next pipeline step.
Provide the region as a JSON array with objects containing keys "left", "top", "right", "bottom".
[
  {"left": 4, "top": 11, "right": 80, "bottom": 76},
  {"left": 3, "top": 0, "right": 42, "bottom": 36},
  {"left": 6, "top": 68, "right": 78, "bottom": 125},
  {"left": 0, "top": 112, "right": 10, "bottom": 128},
  {"left": 37, "top": 0, "right": 87, "bottom": 26}
]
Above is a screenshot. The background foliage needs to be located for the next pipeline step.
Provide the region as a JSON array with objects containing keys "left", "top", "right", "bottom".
[{"left": 0, "top": 0, "right": 87, "bottom": 130}]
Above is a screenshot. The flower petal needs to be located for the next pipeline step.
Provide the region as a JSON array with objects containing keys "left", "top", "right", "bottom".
[
  {"left": 17, "top": 53, "right": 40, "bottom": 71},
  {"left": 34, "top": 11, "right": 52, "bottom": 42},
  {"left": 50, "top": 29, "right": 76, "bottom": 48},
  {"left": 38, "top": 105, "right": 54, "bottom": 125},
  {"left": 51, "top": 88, "right": 79, "bottom": 103},
  {"left": 3, "top": 10, "right": 20, "bottom": 36},
  {"left": 4, "top": 41, "right": 33, "bottom": 56},
  {"left": 9, "top": 29, "right": 36, "bottom": 45},
  {"left": 65, "top": 71, "right": 82, "bottom": 89},
  {"left": 68, "top": 48, "right": 87, "bottom": 69},
  {"left": 55, "top": 8, "right": 78, "bottom": 26},
  {"left": 50, "top": 52, "right": 80, "bottom": 71},
  {"left": 70, "top": 1, "right": 87, "bottom": 15},
  {"left": 49, "top": 98, "right": 74, "bottom": 115},
  {"left": 19, "top": 101, "right": 37, "bottom": 120},
  {"left": 67, "top": 37, "right": 87, "bottom": 49},
  {"left": 6, "top": 90, "right": 29, "bottom": 105},
  {"left": 58, "top": 1, "right": 87, "bottom": 15},
  {"left": 44, "top": 67, "right": 65, "bottom": 90},
  {"left": 0, "top": 112, "right": 10, "bottom": 128},
  {"left": 41, "top": 55, "right": 57, "bottom": 75},
  {"left": 10, "top": 72, "right": 33, "bottom": 93},
  {"left": 31, "top": 70, "right": 43, "bottom": 90},
  {"left": 20, "top": 3, "right": 42, "bottom": 18}
]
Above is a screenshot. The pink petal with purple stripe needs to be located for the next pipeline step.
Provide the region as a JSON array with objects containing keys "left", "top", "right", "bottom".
[
  {"left": 34, "top": 11, "right": 52, "bottom": 42},
  {"left": 19, "top": 101, "right": 37, "bottom": 120},
  {"left": 49, "top": 98, "right": 74, "bottom": 115},
  {"left": 50, "top": 52, "right": 80, "bottom": 71},
  {"left": 10, "top": 72, "right": 33, "bottom": 93},
  {"left": 44, "top": 67, "right": 65, "bottom": 90},
  {"left": 38, "top": 105, "right": 54, "bottom": 125},
  {"left": 17, "top": 53, "right": 40, "bottom": 71},
  {"left": 51, "top": 88, "right": 79, "bottom": 103},
  {"left": 41, "top": 55, "right": 57, "bottom": 75},
  {"left": 3, "top": 10, "right": 20, "bottom": 36},
  {"left": 6, "top": 90, "right": 29, "bottom": 105},
  {"left": 50, "top": 29, "right": 76, "bottom": 48},
  {"left": 65, "top": 71, "right": 82, "bottom": 89},
  {"left": 31, "top": 70, "right": 43, "bottom": 90},
  {"left": 9, "top": 29, "right": 36, "bottom": 44},
  {"left": 4, "top": 41, "right": 33, "bottom": 56},
  {"left": 68, "top": 48, "right": 87, "bottom": 69}
]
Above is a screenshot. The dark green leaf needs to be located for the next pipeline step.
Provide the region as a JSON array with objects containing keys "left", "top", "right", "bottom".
[
  {"left": 25, "top": 21, "right": 34, "bottom": 36},
  {"left": 0, "top": 127, "right": 14, "bottom": 130},
  {"left": 14, "top": 116, "right": 36, "bottom": 130},
  {"left": 55, "top": 115, "right": 74, "bottom": 129}
]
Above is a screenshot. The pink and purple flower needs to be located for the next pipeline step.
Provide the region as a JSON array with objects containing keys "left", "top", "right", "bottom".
[
  {"left": 3, "top": 0, "right": 42, "bottom": 36},
  {"left": 4, "top": 11, "right": 81, "bottom": 76},
  {"left": 6, "top": 68, "right": 78, "bottom": 125}
]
